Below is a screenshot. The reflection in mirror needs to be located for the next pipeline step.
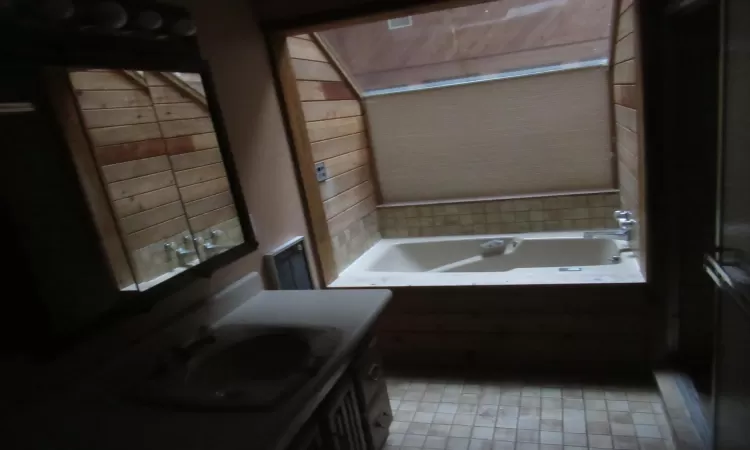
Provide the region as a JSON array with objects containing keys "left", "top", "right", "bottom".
[{"left": 67, "top": 68, "right": 244, "bottom": 291}]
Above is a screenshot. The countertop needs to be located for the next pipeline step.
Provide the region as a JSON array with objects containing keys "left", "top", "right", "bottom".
[{"left": 11, "top": 288, "right": 392, "bottom": 450}]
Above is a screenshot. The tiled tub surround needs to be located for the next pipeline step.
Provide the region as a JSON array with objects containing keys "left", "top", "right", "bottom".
[
  {"left": 378, "top": 192, "right": 620, "bottom": 238},
  {"left": 330, "top": 232, "right": 644, "bottom": 287},
  {"left": 331, "top": 210, "right": 381, "bottom": 274},
  {"left": 384, "top": 377, "right": 676, "bottom": 450}
]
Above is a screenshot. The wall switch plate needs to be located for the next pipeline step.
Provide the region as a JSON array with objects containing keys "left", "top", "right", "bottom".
[{"left": 315, "top": 162, "right": 328, "bottom": 181}]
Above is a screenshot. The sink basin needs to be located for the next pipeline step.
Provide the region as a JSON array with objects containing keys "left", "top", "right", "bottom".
[{"left": 130, "top": 325, "right": 342, "bottom": 411}]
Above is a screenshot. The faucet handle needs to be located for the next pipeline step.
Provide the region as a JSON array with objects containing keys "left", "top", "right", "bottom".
[
  {"left": 619, "top": 218, "right": 637, "bottom": 229},
  {"left": 613, "top": 210, "right": 632, "bottom": 220}
]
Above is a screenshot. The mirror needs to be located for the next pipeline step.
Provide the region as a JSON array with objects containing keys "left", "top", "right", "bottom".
[{"left": 66, "top": 68, "right": 246, "bottom": 291}]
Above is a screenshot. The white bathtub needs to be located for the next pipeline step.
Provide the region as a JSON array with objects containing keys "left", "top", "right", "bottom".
[{"left": 330, "top": 232, "right": 644, "bottom": 287}]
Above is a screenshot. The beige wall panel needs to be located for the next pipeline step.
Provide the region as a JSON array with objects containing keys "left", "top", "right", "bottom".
[
  {"left": 302, "top": 100, "right": 361, "bottom": 122},
  {"left": 101, "top": 155, "right": 172, "bottom": 183},
  {"left": 366, "top": 68, "right": 613, "bottom": 202}
]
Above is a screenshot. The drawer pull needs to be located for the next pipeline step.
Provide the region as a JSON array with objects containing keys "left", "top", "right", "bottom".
[{"left": 367, "top": 364, "right": 382, "bottom": 381}]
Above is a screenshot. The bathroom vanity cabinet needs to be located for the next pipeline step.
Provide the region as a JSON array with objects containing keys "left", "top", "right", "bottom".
[{"left": 287, "top": 337, "right": 392, "bottom": 450}]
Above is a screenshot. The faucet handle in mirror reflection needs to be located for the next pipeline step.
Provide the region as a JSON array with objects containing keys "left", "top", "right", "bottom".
[
  {"left": 164, "top": 236, "right": 198, "bottom": 267},
  {"left": 613, "top": 210, "right": 633, "bottom": 221},
  {"left": 202, "top": 229, "right": 235, "bottom": 254}
]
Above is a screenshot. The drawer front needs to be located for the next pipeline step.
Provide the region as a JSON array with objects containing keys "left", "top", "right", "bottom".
[
  {"left": 367, "top": 388, "right": 393, "bottom": 450},
  {"left": 356, "top": 338, "right": 385, "bottom": 405}
]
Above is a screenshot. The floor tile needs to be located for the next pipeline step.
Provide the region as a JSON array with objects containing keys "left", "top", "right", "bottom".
[
  {"left": 638, "top": 437, "right": 667, "bottom": 450},
  {"left": 586, "top": 410, "right": 608, "bottom": 422},
  {"left": 407, "top": 422, "right": 430, "bottom": 435},
  {"left": 585, "top": 400, "right": 607, "bottom": 411},
  {"left": 435, "top": 413, "right": 455, "bottom": 424},
  {"left": 541, "top": 419, "right": 563, "bottom": 431},
  {"left": 390, "top": 399, "right": 401, "bottom": 409},
  {"left": 450, "top": 425, "right": 473, "bottom": 438},
  {"left": 455, "top": 414, "right": 476, "bottom": 426},
  {"left": 587, "top": 421, "right": 610, "bottom": 435},
  {"left": 610, "top": 423, "right": 636, "bottom": 436},
  {"left": 447, "top": 436, "right": 470, "bottom": 450},
  {"left": 540, "top": 431, "right": 563, "bottom": 445},
  {"left": 429, "top": 424, "right": 453, "bottom": 437},
  {"left": 400, "top": 401, "right": 419, "bottom": 411},
  {"left": 563, "top": 433, "right": 587, "bottom": 446},
  {"left": 635, "top": 425, "right": 661, "bottom": 438},
  {"left": 472, "top": 426, "right": 495, "bottom": 440},
  {"left": 387, "top": 432, "right": 405, "bottom": 445},
  {"left": 481, "top": 393, "right": 501, "bottom": 405},
  {"left": 523, "top": 387, "right": 542, "bottom": 397},
  {"left": 632, "top": 413, "right": 657, "bottom": 425},
  {"left": 542, "top": 398, "right": 563, "bottom": 409},
  {"left": 563, "top": 398, "right": 584, "bottom": 409},
  {"left": 612, "top": 435, "right": 639, "bottom": 450},
  {"left": 464, "top": 385, "right": 483, "bottom": 394},
  {"left": 390, "top": 421, "right": 410, "bottom": 433},
  {"left": 425, "top": 435, "right": 449, "bottom": 449},
  {"left": 492, "top": 441, "right": 514, "bottom": 450},
  {"left": 608, "top": 412, "right": 633, "bottom": 425},
  {"left": 460, "top": 394, "right": 480, "bottom": 404},
  {"left": 541, "top": 388, "right": 562, "bottom": 398},
  {"left": 494, "top": 428, "right": 517, "bottom": 441},
  {"left": 469, "top": 438, "right": 494, "bottom": 450},
  {"left": 540, "top": 445, "right": 563, "bottom": 450},
  {"left": 606, "top": 401, "right": 629, "bottom": 412},
  {"left": 515, "top": 443, "right": 540, "bottom": 450},
  {"left": 403, "top": 433, "right": 427, "bottom": 447},
  {"left": 420, "top": 402, "right": 440, "bottom": 413},
  {"left": 394, "top": 410, "right": 416, "bottom": 422},
  {"left": 415, "top": 412, "right": 436, "bottom": 423},
  {"left": 522, "top": 397, "right": 542, "bottom": 408},
  {"left": 500, "top": 395, "right": 521, "bottom": 406},
  {"left": 425, "top": 392, "right": 446, "bottom": 402},
  {"left": 587, "top": 434, "right": 613, "bottom": 449},
  {"left": 517, "top": 429, "right": 540, "bottom": 443},
  {"left": 562, "top": 388, "right": 583, "bottom": 399},
  {"left": 459, "top": 403, "right": 479, "bottom": 414},
  {"left": 627, "top": 402, "right": 652, "bottom": 413}
]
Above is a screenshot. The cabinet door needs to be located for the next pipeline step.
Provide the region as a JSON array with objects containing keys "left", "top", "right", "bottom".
[
  {"left": 324, "top": 378, "right": 368, "bottom": 450},
  {"left": 63, "top": 68, "right": 245, "bottom": 291}
]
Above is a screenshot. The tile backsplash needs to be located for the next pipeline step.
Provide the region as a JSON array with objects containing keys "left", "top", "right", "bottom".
[
  {"left": 331, "top": 210, "right": 381, "bottom": 274},
  {"left": 378, "top": 192, "right": 619, "bottom": 238}
]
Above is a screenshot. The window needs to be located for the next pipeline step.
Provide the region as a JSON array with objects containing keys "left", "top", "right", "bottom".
[{"left": 387, "top": 16, "right": 412, "bottom": 29}]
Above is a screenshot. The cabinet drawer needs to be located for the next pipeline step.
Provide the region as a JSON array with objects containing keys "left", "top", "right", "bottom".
[
  {"left": 367, "top": 388, "right": 392, "bottom": 450},
  {"left": 356, "top": 338, "right": 385, "bottom": 405}
]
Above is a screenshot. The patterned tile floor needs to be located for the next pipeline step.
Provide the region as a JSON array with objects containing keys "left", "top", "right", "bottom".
[{"left": 384, "top": 377, "right": 675, "bottom": 450}]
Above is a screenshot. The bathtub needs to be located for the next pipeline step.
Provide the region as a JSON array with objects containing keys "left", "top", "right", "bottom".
[{"left": 330, "top": 232, "right": 644, "bottom": 287}]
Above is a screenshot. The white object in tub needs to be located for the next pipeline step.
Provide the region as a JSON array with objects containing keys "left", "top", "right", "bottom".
[{"left": 330, "top": 232, "right": 644, "bottom": 287}]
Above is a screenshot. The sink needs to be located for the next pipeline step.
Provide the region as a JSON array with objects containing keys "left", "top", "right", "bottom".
[{"left": 129, "top": 325, "right": 342, "bottom": 411}]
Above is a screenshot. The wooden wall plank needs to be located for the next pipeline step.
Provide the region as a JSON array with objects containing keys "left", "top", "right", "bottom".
[
  {"left": 75, "top": 89, "right": 152, "bottom": 109},
  {"left": 154, "top": 102, "right": 209, "bottom": 121},
  {"left": 174, "top": 163, "right": 226, "bottom": 187},
  {"left": 327, "top": 195, "right": 376, "bottom": 234},
  {"left": 306, "top": 116, "right": 364, "bottom": 142},
  {"left": 324, "top": 181, "right": 374, "bottom": 219},
  {"left": 614, "top": 84, "right": 638, "bottom": 109},
  {"left": 184, "top": 191, "right": 233, "bottom": 217},
  {"left": 126, "top": 216, "right": 189, "bottom": 250},
  {"left": 291, "top": 59, "right": 341, "bottom": 82},
  {"left": 615, "top": 104, "right": 638, "bottom": 133},
  {"left": 188, "top": 205, "right": 237, "bottom": 232},
  {"left": 159, "top": 118, "right": 214, "bottom": 138},
  {"left": 618, "top": 142, "right": 639, "bottom": 179},
  {"left": 170, "top": 148, "right": 222, "bottom": 171},
  {"left": 81, "top": 107, "right": 157, "bottom": 128},
  {"left": 94, "top": 139, "right": 166, "bottom": 166},
  {"left": 615, "top": 32, "right": 635, "bottom": 64},
  {"left": 311, "top": 131, "right": 367, "bottom": 161},
  {"left": 148, "top": 85, "right": 191, "bottom": 104},
  {"left": 179, "top": 177, "right": 230, "bottom": 202},
  {"left": 108, "top": 170, "right": 175, "bottom": 200},
  {"left": 617, "top": 6, "right": 634, "bottom": 40},
  {"left": 120, "top": 201, "right": 185, "bottom": 234},
  {"left": 287, "top": 37, "right": 329, "bottom": 62},
  {"left": 113, "top": 185, "right": 181, "bottom": 217},
  {"left": 613, "top": 60, "right": 636, "bottom": 84},
  {"left": 296, "top": 81, "right": 356, "bottom": 101},
  {"left": 89, "top": 123, "right": 161, "bottom": 147},
  {"left": 302, "top": 100, "right": 361, "bottom": 122},
  {"left": 69, "top": 71, "right": 139, "bottom": 90},
  {"left": 101, "top": 155, "right": 171, "bottom": 183},
  {"left": 324, "top": 148, "right": 369, "bottom": 178},
  {"left": 319, "top": 165, "right": 369, "bottom": 201},
  {"left": 616, "top": 124, "right": 639, "bottom": 157},
  {"left": 165, "top": 132, "right": 218, "bottom": 155}
]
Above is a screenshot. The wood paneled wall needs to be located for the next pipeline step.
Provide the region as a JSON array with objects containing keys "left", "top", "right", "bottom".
[
  {"left": 70, "top": 70, "right": 240, "bottom": 284},
  {"left": 284, "top": 34, "right": 381, "bottom": 283},
  {"left": 611, "top": 0, "right": 647, "bottom": 276}
]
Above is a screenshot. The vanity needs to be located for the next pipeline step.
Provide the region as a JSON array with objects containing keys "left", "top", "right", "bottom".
[{"left": 9, "top": 283, "right": 393, "bottom": 450}]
